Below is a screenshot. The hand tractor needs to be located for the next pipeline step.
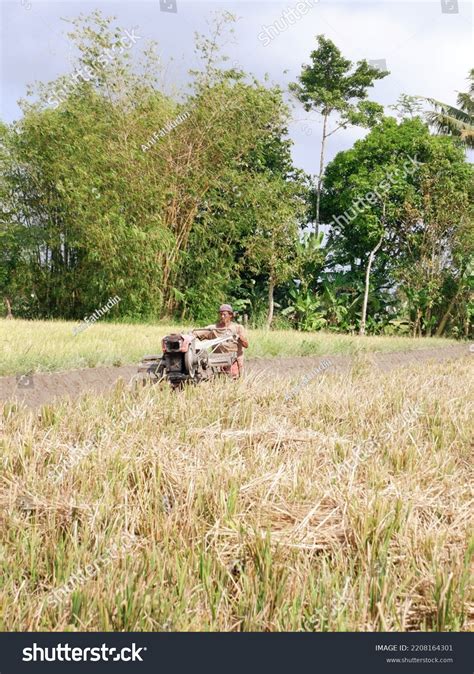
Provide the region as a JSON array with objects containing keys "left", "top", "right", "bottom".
[{"left": 137, "top": 332, "right": 239, "bottom": 388}]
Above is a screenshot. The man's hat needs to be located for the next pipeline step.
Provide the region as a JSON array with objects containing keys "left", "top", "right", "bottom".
[{"left": 219, "top": 304, "right": 234, "bottom": 315}]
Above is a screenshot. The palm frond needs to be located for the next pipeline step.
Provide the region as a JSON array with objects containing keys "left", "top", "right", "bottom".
[
  {"left": 457, "top": 91, "right": 474, "bottom": 115},
  {"left": 416, "top": 85, "right": 474, "bottom": 149},
  {"left": 421, "top": 96, "right": 472, "bottom": 125}
]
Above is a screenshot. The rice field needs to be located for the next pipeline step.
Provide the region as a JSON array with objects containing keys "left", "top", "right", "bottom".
[
  {"left": 0, "top": 318, "right": 460, "bottom": 376},
  {"left": 0, "top": 354, "right": 472, "bottom": 631}
]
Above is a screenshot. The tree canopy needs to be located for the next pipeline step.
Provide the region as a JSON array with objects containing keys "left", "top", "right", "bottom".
[{"left": 1, "top": 14, "right": 472, "bottom": 338}]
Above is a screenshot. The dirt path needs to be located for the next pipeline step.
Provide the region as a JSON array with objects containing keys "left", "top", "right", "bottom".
[{"left": 0, "top": 345, "right": 469, "bottom": 409}]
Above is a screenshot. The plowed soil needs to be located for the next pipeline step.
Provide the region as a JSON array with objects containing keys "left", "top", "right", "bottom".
[{"left": 0, "top": 344, "right": 469, "bottom": 409}]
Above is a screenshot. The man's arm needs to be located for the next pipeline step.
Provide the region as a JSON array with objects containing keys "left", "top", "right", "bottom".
[{"left": 237, "top": 325, "right": 249, "bottom": 348}]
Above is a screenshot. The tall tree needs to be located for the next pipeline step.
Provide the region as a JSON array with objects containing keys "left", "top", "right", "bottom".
[
  {"left": 290, "top": 35, "right": 388, "bottom": 234},
  {"left": 242, "top": 173, "right": 306, "bottom": 328},
  {"left": 321, "top": 117, "right": 473, "bottom": 336},
  {"left": 396, "top": 149, "right": 473, "bottom": 337}
]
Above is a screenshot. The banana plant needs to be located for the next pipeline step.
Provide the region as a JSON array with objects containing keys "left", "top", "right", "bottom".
[{"left": 281, "top": 287, "right": 327, "bottom": 331}]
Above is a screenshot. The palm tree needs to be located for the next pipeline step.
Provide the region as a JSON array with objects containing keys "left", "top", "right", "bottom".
[{"left": 419, "top": 68, "right": 474, "bottom": 148}]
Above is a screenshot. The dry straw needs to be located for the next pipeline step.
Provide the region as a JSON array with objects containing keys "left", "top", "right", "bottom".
[{"left": 0, "top": 355, "right": 472, "bottom": 631}]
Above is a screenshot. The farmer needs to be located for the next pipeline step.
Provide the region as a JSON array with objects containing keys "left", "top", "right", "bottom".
[{"left": 192, "top": 304, "right": 249, "bottom": 376}]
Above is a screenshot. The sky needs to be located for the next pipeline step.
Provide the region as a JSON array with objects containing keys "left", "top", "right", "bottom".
[{"left": 1, "top": 0, "right": 472, "bottom": 174}]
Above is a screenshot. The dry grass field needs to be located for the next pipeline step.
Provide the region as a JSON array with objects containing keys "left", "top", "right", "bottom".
[
  {"left": 1, "top": 353, "right": 472, "bottom": 631},
  {"left": 0, "top": 318, "right": 459, "bottom": 376}
]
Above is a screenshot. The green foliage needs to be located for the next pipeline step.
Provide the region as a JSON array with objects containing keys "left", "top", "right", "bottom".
[
  {"left": 295, "top": 231, "right": 326, "bottom": 291},
  {"left": 289, "top": 34, "right": 389, "bottom": 233},
  {"left": 320, "top": 117, "right": 473, "bottom": 337},
  {"left": 281, "top": 287, "right": 327, "bottom": 331},
  {"left": 0, "top": 12, "right": 309, "bottom": 323},
  {"left": 0, "top": 15, "right": 471, "bottom": 340},
  {"left": 289, "top": 35, "right": 388, "bottom": 123},
  {"left": 389, "top": 94, "right": 424, "bottom": 121}
]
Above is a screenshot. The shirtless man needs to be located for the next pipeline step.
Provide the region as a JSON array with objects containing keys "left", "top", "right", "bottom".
[{"left": 192, "top": 304, "right": 249, "bottom": 375}]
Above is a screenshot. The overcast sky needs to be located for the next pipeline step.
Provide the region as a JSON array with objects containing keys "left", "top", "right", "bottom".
[{"left": 1, "top": 0, "right": 472, "bottom": 173}]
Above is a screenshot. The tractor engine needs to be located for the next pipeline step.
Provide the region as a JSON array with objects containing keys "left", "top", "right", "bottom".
[
  {"left": 137, "top": 331, "right": 237, "bottom": 388},
  {"left": 160, "top": 333, "right": 208, "bottom": 384}
]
